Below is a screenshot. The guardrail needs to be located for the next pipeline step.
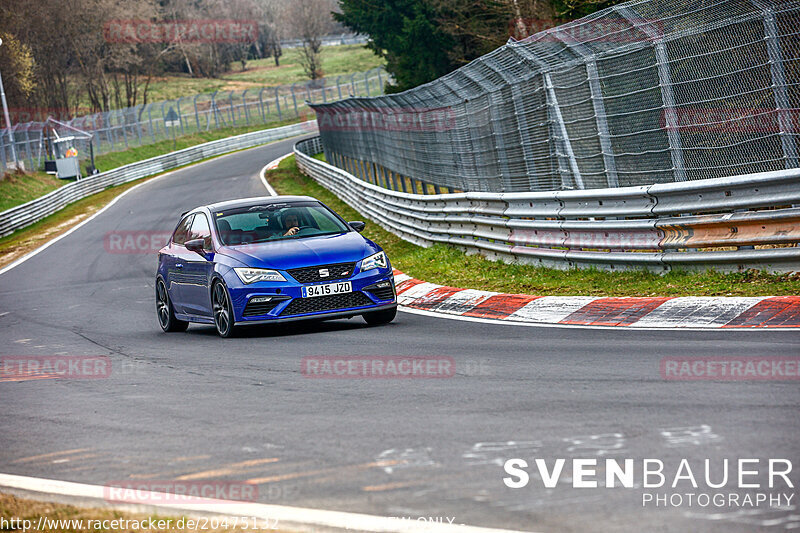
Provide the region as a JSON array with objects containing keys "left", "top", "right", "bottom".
[
  {"left": 0, "top": 121, "right": 317, "bottom": 238},
  {"left": 295, "top": 136, "right": 800, "bottom": 272}
]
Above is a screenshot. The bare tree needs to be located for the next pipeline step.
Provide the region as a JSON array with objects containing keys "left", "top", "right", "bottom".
[{"left": 288, "top": 0, "right": 336, "bottom": 80}]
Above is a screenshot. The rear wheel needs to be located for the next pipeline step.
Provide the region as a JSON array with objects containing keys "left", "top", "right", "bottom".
[
  {"left": 212, "top": 281, "right": 236, "bottom": 338},
  {"left": 363, "top": 307, "right": 397, "bottom": 326},
  {"left": 156, "top": 278, "right": 188, "bottom": 332}
]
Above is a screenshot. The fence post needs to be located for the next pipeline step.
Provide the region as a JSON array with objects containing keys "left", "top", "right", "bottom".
[
  {"left": 554, "top": 30, "right": 619, "bottom": 188},
  {"left": 275, "top": 88, "right": 282, "bottom": 121},
  {"left": 750, "top": 0, "right": 798, "bottom": 169},
  {"left": 544, "top": 73, "right": 584, "bottom": 189},
  {"left": 242, "top": 89, "right": 250, "bottom": 125},
  {"left": 365, "top": 71, "right": 370, "bottom": 96},
  {"left": 258, "top": 88, "right": 266, "bottom": 123},
  {"left": 291, "top": 84, "right": 299, "bottom": 117},
  {"left": 618, "top": 6, "right": 686, "bottom": 182},
  {"left": 337, "top": 76, "right": 343, "bottom": 100},
  {"left": 177, "top": 97, "right": 186, "bottom": 136},
  {"left": 229, "top": 91, "right": 236, "bottom": 126},
  {"left": 211, "top": 91, "right": 219, "bottom": 128},
  {"left": 193, "top": 95, "right": 201, "bottom": 131}
]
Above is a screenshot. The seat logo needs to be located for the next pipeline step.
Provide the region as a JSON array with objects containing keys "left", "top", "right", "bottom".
[{"left": 319, "top": 268, "right": 329, "bottom": 277}]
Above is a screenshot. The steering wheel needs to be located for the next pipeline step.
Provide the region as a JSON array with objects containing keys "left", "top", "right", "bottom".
[{"left": 287, "top": 225, "right": 315, "bottom": 236}]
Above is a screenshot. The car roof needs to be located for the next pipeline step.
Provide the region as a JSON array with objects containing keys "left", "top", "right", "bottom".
[{"left": 193, "top": 196, "right": 319, "bottom": 215}]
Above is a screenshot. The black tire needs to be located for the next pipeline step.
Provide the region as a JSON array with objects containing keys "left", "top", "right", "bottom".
[
  {"left": 156, "top": 278, "right": 188, "bottom": 332},
  {"left": 212, "top": 281, "right": 237, "bottom": 338},
  {"left": 363, "top": 307, "right": 397, "bottom": 325}
]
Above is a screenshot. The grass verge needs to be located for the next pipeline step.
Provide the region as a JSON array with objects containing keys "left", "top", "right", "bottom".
[
  {"left": 0, "top": 117, "right": 308, "bottom": 213},
  {"left": 0, "top": 170, "right": 65, "bottom": 212},
  {"left": 266, "top": 156, "right": 800, "bottom": 297},
  {"left": 0, "top": 493, "right": 289, "bottom": 533}
]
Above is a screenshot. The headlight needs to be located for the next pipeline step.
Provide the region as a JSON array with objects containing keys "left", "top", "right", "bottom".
[
  {"left": 233, "top": 267, "right": 287, "bottom": 284},
  {"left": 361, "top": 251, "right": 388, "bottom": 272}
]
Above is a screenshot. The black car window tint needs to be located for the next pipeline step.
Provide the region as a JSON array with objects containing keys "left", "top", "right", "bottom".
[
  {"left": 189, "top": 213, "right": 213, "bottom": 250},
  {"left": 172, "top": 214, "right": 194, "bottom": 246}
]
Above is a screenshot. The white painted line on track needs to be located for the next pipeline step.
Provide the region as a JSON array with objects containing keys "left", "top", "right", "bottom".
[
  {"left": 0, "top": 473, "right": 530, "bottom": 533},
  {"left": 259, "top": 153, "right": 293, "bottom": 196}
]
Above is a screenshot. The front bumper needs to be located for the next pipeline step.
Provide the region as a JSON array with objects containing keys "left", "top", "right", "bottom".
[{"left": 227, "top": 267, "right": 395, "bottom": 325}]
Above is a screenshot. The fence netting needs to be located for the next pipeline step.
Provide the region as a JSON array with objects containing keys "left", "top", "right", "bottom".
[
  {"left": 0, "top": 67, "right": 386, "bottom": 174},
  {"left": 311, "top": 0, "right": 800, "bottom": 192}
]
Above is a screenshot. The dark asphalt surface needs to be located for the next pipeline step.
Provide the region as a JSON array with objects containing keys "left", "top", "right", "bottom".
[{"left": 1, "top": 136, "right": 799, "bottom": 532}]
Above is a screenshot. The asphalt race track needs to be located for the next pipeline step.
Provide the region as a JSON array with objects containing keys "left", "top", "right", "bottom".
[{"left": 1, "top": 136, "right": 799, "bottom": 532}]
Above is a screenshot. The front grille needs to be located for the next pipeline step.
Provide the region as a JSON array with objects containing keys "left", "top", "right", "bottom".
[
  {"left": 281, "top": 292, "right": 373, "bottom": 316},
  {"left": 242, "top": 298, "right": 284, "bottom": 317},
  {"left": 368, "top": 286, "right": 395, "bottom": 301},
  {"left": 288, "top": 262, "right": 356, "bottom": 283}
]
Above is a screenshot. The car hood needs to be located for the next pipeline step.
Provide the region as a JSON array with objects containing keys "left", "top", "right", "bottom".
[{"left": 218, "top": 231, "right": 379, "bottom": 270}]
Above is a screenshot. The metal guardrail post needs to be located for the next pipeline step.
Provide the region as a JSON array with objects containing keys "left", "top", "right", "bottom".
[
  {"left": 336, "top": 76, "right": 343, "bottom": 100},
  {"left": 618, "top": 6, "right": 687, "bottom": 182},
  {"left": 229, "top": 91, "right": 236, "bottom": 126},
  {"left": 275, "top": 88, "right": 282, "bottom": 121},
  {"left": 544, "top": 73, "right": 584, "bottom": 189},
  {"left": 364, "top": 71, "right": 370, "bottom": 96}
]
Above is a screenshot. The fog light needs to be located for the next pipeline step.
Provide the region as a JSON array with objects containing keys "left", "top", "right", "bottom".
[{"left": 250, "top": 296, "right": 273, "bottom": 303}]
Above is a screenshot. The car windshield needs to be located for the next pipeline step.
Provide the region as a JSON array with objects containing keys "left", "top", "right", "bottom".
[{"left": 212, "top": 201, "right": 350, "bottom": 246}]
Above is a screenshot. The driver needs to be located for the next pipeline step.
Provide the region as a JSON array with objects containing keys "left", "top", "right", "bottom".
[{"left": 282, "top": 210, "right": 301, "bottom": 236}]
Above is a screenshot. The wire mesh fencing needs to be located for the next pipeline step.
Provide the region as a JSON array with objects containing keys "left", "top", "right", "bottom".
[
  {"left": 311, "top": 0, "right": 799, "bottom": 193},
  {"left": 0, "top": 67, "right": 386, "bottom": 174}
]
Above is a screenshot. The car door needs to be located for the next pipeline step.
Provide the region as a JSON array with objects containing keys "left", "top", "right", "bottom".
[
  {"left": 165, "top": 214, "right": 194, "bottom": 314},
  {"left": 180, "top": 212, "right": 214, "bottom": 317}
]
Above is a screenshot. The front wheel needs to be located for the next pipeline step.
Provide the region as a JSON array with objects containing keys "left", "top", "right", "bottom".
[
  {"left": 212, "top": 281, "right": 237, "bottom": 338},
  {"left": 156, "top": 278, "right": 188, "bottom": 332},
  {"left": 363, "top": 307, "right": 397, "bottom": 326}
]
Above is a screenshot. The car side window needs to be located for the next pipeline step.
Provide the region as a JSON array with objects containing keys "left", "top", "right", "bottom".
[
  {"left": 188, "top": 213, "right": 213, "bottom": 250},
  {"left": 172, "top": 214, "right": 194, "bottom": 246}
]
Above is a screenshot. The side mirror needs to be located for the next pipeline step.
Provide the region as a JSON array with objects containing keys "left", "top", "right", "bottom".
[
  {"left": 349, "top": 221, "right": 366, "bottom": 233},
  {"left": 185, "top": 238, "right": 208, "bottom": 256}
]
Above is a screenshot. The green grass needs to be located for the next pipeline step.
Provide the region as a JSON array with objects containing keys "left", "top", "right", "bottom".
[
  {"left": 77, "top": 44, "right": 384, "bottom": 106},
  {"left": 0, "top": 170, "right": 66, "bottom": 212},
  {"left": 266, "top": 156, "right": 800, "bottom": 297}
]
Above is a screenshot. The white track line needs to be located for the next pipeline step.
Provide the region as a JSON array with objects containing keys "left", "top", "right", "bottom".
[
  {"left": 0, "top": 473, "right": 529, "bottom": 533},
  {"left": 259, "top": 153, "right": 293, "bottom": 196}
]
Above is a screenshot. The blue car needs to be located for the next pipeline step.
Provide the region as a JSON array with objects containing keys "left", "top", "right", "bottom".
[{"left": 156, "top": 196, "right": 397, "bottom": 337}]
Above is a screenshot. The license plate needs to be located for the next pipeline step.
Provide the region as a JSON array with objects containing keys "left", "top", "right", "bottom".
[{"left": 302, "top": 281, "right": 352, "bottom": 298}]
